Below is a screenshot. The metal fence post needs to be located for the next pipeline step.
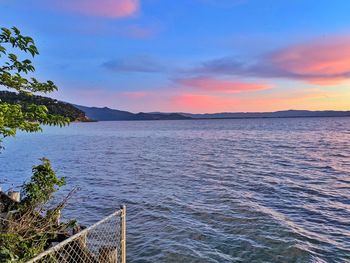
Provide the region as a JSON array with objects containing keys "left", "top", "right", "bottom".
[
  {"left": 25, "top": 210, "right": 123, "bottom": 263},
  {"left": 120, "top": 205, "right": 126, "bottom": 263}
]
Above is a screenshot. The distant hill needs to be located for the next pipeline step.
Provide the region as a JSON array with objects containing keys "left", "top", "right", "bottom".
[
  {"left": 182, "top": 110, "right": 350, "bottom": 119},
  {"left": 74, "top": 105, "right": 192, "bottom": 121},
  {"left": 2, "top": 91, "right": 349, "bottom": 122},
  {"left": 75, "top": 105, "right": 350, "bottom": 121},
  {"left": 0, "top": 91, "right": 90, "bottom": 122}
]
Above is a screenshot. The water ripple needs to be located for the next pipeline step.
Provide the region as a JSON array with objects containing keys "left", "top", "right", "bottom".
[{"left": 1, "top": 117, "right": 350, "bottom": 262}]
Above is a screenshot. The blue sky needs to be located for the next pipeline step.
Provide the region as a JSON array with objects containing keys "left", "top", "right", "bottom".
[{"left": 1, "top": 0, "right": 350, "bottom": 113}]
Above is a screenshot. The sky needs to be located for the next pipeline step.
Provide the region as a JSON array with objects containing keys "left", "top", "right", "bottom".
[{"left": 1, "top": 0, "right": 350, "bottom": 113}]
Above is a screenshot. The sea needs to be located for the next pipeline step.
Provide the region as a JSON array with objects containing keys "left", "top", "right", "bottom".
[{"left": 1, "top": 117, "right": 349, "bottom": 262}]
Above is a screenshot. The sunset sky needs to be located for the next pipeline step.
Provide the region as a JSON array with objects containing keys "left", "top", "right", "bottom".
[{"left": 1, "top": 0, "right": 350, "bottom": 113}]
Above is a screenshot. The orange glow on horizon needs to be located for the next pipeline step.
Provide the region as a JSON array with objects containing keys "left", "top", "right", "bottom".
[
  {"left": 54, "top": 86, "right": 350, "bottom": 114},
  {"left": 177, "top": 77, "right": 271, "bottom": 93}
]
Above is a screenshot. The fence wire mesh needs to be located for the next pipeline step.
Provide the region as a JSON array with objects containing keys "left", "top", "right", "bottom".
[{"left": 26, "top": 206, "right": 126, "bottom": 263}]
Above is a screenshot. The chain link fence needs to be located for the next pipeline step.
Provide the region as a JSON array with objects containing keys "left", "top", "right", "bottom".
[{"left": 26, "top": 205, "right": 126, "bottom": 263}]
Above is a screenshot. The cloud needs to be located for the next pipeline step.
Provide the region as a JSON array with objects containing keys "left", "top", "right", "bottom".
[
  {"left": 196, "top": 35, "right": 350, "bottom": 85},
  {"left": 269, "top": 36, "right": 350, "bottom": 85},
  {"left": 176, "top": 77, "right": 271, "bottom": 93},
  {"left": 167, "top": 89, "right": 341, "bottom": 113},
  {"left": 103, "top": 55, "right": 165, "bottom": 73},
  {"left": 104, "top": 35, "right": 350, "bottom": 83},
  {"left": 54, "top": 83, "right": 347, "bottom": 114},
  {"left": 171, "top": 93, "right": 238, "bottom": 112},
  {"left": 50, "top": 0, "right": 140, "bottom": 18}
]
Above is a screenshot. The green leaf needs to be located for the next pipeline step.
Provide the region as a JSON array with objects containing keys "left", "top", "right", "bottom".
[{"left": 0, "top": 27, "right": 70, "bottom": 148}]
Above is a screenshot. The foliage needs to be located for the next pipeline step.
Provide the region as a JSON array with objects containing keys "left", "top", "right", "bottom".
[
  {"left": 22, "top": 158, "right": 66, "bottom": 208},
  {"left": 0, "top": 91, "right": 88, "bottom": 122},
  {"left": 0, "top": 159, "right": 76, "bottom": 263},
  {"left": 0, "top": 27, "right": 77, "bottom": 262},
  {"left": 0, "top": 27, "right": 70, "bottom": 148}
]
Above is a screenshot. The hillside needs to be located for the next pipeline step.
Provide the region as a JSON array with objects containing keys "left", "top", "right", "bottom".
[
  {"left": 74, "top": 105, "right": 191, "bottom": 121},
  {"left": 0, "top": 91, "right": 90, "bottom": 122},
  {"left": 2, "top": 91, "right": 349, "bottom": 122}
]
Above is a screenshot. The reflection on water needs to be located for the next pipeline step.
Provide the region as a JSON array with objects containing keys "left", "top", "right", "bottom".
[{"left": 1, "top": 117, "right": 350, "bottom": 262}]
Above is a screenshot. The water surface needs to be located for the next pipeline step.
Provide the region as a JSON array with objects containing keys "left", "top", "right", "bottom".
[{"left": 1, "top": 118, "right": 350, "bottom": 262}]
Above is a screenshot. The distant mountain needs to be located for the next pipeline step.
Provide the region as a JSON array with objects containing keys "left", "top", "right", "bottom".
[
  {"left": 75, "top": 105, "right": 350, "bottom": 121},
  {"left": 74, "top": 105, "right": 191, "bottom": 121},
  {"left": 3, "top": 91, "right": 348, "bottom": 122},
  {"left": 181, "top": 110, "right": 350, "bottom": 119},
  {"left": 0, "top": 91, "right": 90, "bottom": 122}
]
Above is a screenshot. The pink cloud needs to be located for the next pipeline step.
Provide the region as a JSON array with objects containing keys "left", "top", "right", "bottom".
[
  {"left": 54, "top": 84, "right": 348, "bottom": 114},
  {"left": 177, "top": 77, "right": 271, "bottom": 93},
  {"left": 171, "top": 93, "right": 239, "bottom": 112},
  {"left": 52, "top": 0, "right": 140, "bottom": 17},
  {"left": 197, "top": 34, "right": 350, "bottom": 86},
  {"left": 168, "top": 90, "right": 342, "bottom": 113},
  {"left": 270, "top": 35, "right": 350, "bottom": 85}
]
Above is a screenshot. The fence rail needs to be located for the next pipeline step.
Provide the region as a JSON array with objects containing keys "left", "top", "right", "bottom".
[{"left": 26, "top": 205, "right": 126, "bottom": 263}]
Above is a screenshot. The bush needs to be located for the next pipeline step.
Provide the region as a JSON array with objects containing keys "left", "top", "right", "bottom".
[{"left": 0, "top": 158, "right": 76, "bottom": 263}]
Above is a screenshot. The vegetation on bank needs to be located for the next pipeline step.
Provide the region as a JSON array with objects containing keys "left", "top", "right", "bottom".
[
  {"left": 0, "top": 159, "right": 76, "bottom": 262},
  {"left": 0, "top": 26, "right": 77, "bottom": 262},
  {"left": 0, "top": 26, "right": 70, "bottom": 147},
  {"left": 0, "top": 91, "right": 90, "bottom": 122}
]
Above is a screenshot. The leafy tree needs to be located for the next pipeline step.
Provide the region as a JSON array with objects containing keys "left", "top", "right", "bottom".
[
  {"left": 0, "top": 26, "right": 69, "bottom": 149},
  {"left": 0, "top": 27, "right": 76, "bottom": 262},
  {"left": 0, "top": 91, "right": 88, "bottom": 122}
]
